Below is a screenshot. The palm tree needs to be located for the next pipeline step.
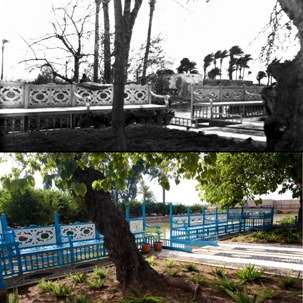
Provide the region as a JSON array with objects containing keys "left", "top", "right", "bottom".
[
  {"left": 207, "top": 67, "right": 221, "bottom": 79},
  {"left": 203, "top": 53, "right": 214, "bottom": 79},
  {"left": 137, "top": 179, "right": 156, "bottom": 203},
  {"left": 219, "top": 50, "right": 228, "bottom": 80},
  {"left": 256, "top": 71, "right": 267, "bottom": 86},
  {"left": 214, "top": 50, "right": 222, "bottom": 69},
  {"left": 228, "top": 45, "right": 243, "bottom": 80},
  {"left": 241, "top": 54, "right": 253, "bottom": 81},
  {"left": 141, "top": 0, "right": 156, "bottom": 85}
]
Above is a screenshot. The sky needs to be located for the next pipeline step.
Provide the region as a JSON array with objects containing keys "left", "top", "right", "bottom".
[
  {"left": 0, "top": 155, "right": 294, "bottom": 206},
  {"left": 0, "top": 0, "right": 299, "bottom": 82}
]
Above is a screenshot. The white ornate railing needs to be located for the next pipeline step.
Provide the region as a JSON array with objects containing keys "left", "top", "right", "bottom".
[
  {"left": 60, "top": 223, "right": 98, "bottom": 242},
  {"left": 14, "top": 226, "right": 57, "bottom": 248},
  {"left": 0, "top": 82, "right": 154, "bottom": 109}
]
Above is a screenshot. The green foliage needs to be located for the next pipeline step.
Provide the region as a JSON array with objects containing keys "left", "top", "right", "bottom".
[
  {"left": 225, "top": 288, "right": 259, "bottom": 303},
  {"left": 165, "top": 268, "right": 180, "bottom": 277},
  {"left": 87, "top": 278, "right": 105, "bottom": 290},
  {"left": 183, "top": 263, "right": 198, "bottom": 272},
  {"left": 145, "top": 255, "right": 155, "bottom": 266},
  {"left": 164, "top": 260, "right": 175, "bottom": 268},
  {"left": 253, "top": 284, "right": 278, "bottom": 300},
  {"left": 118, "top": 288, "right": 164, "bottom": 303},
  {"left": 277, "top": 216, "right": 296, "bottom": 225},
  {"left": 0, "top": 188, "right": 87, "bottom": 226},
  {"left": 211, "top": 267, "right": 226, "bottom": 279},
  {"left": 37, "top": 279, "right": 74, "bottom": 298},
  {"left": 189, "top": 275, "right": 210, "bottom": 286},
  {"left": 278, "top": 273, "right": 301, "bottom": 289},
  {"left": 235, "top": 264, "right": 265, "bottom": 282},
  {"left": 7, "top": 289, "right": 19, "bottom": 303},
  {"left": 68, "top": 272, "right": 88, "bottom": 284},
  {"left": 93, "top": 266, "right": 108, "bottom": 280},
  {"left": 212, "top": 274, "right": 243, "bottom": 294},
  {"left": 71, "top": 293, "right": 93, "bottom": 303},
  {"left": 197, "top": 153, "right": 302, "bottom": 209}
]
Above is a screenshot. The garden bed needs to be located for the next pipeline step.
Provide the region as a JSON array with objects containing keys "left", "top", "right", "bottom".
[
  {"left": 9, "top": 256, "right": 302, "bottom": 303},
  {"left": 0, "top": 124, "right": 266, "bottom": 151}
]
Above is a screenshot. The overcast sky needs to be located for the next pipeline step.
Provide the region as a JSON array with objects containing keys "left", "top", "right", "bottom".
[{"left": 0, "top": 0, "right": 299, "bottom": 82}]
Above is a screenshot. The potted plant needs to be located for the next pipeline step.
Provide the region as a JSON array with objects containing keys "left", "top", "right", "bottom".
[
  {"left": 141, "top": 242, "right": 151, "bottom": 254},
  {"left": 153, "top": 229, "right": 163, "bottom": 252}
]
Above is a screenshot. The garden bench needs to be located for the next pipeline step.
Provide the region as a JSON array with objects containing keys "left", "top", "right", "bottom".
[
  {"left": 0, "top": 82, "right": 171, "bottom": 132},
  {"left": 190, "top": 85, "right": 265, "bottom": 126}
]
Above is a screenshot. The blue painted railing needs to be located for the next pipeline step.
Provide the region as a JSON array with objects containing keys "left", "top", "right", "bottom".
[{"left": 169, "top": 204, "right": 274, "bottom": 251}]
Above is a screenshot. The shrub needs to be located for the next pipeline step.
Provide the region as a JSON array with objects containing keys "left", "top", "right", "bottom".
[
  {"left": 277, "top": 216, "right": 296, "bottom": 225},
  {"left": 212, "top": 274, "right": 243, "bottom": 294},
  {"left": 118, "top": 287, "right": 164, "bottom": 303},
  {"left": 279, "top": 273, "right": 301, "bottom": 289},
  {"left": 145, "top": 255, "right": 155, "bottom": 267},
  {"left": 235, "top": 264, "right": 265, "bottom": 282},
  {"left": 68, "top": 272, "right": 88, "bottom": 284},
  {"left": 72, "top": 293, "right": 93, "bottom": 303},
  {"left": 225, "top": 288, "right": 259, "bottom": 303},
  {"left": 189, "top": 275, "right": 210, "bottom": 286},
  {"left": 253, "top": 284, "right": 278, "bottom": 300},
  {"left": 93, "top": 266, "right": 108, "bottom": 280},
  {"left": 87, "top": 278, "right": 105, "bottom": 290},
  {"left": 211, "top": 267, "right": 226, "bottom": 279},
  {"left": 7, "top": 289, "right": 19, "bottom": 303},
  {"left": 183, "top": 263, "right": 198, "bottom": 272},
  {"left": 37, "top": 279, "right": 74, "bottom": 298},
  {"left": 165, "top": 268, "right": 180, "bottom": 277},
  {"left": 165, "top": 259, "right": 175, "bottom": 268}
]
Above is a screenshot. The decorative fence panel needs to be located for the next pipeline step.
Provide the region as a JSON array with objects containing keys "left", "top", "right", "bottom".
[
  {"left": 169, "top": 204, "right": 274, "bottom": 251},
  {"left": 0, "top": 82, "right": 152, "bottom": 109}
]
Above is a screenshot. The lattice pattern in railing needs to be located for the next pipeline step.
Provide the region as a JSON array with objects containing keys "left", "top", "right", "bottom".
[
  {"left": 29, "top": 84, "right": 72, "bottom": 107},
  {"left": 13, "top": 226, "right": 57, "bottom": 248},
  {"left": 0, "top": 82, "right": 24, "bottom": 108},
  {"left": 60, "top": 223, "right": 96, "bottom": 242},
  {"left": 129, "top": 219, "right": 144, "bottom": 233}
]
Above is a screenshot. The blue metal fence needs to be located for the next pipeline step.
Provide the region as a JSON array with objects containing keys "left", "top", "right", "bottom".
[{"left": 169, "top": 204, "right": 274, "bottom": 251}]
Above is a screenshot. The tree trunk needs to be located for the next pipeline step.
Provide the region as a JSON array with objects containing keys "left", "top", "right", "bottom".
[
  {"left": 141, "top": 0, "right": 156, "bottom": 85},
  {"left": 263, "top": 0, "right": 303, "bottom": 150},
  {"left": 72, "top": 167, "right": 158, "bottom": 290},
  {"left": 93, "top": 0, "right": 101, "bottom": 82},
  {"left": 103, "top": 0, "right": 111, "bottom": 83},
  {"left": 112, "top": 0, "right": 127, "bottom": 150},
  {"left": 74, "top": 56, "right": 80, "bottom": 83},
  {"left": 111, "top": 0, "right": 143, "bottom": 150}
]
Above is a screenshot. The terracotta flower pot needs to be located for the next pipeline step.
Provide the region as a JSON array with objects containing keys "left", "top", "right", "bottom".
[
  {"left": 154, "top": 241, "right": 162, "bottom": 251},
  {"left": 141, "top": 243, "right": 151, "bottom": 254}
]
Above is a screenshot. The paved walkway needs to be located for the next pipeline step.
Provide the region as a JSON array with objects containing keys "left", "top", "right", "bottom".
[{"left": 157, "top": 242, "right": 303, "bottom": 277}]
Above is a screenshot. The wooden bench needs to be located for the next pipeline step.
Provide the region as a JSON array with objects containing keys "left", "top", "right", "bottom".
[{"left": 0, "top": 82, "right": 170, "bottom": 133}]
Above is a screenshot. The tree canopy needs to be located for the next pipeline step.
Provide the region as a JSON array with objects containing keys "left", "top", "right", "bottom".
[{"left": 196, "top": 152, "right": 302, "bottom": 210}]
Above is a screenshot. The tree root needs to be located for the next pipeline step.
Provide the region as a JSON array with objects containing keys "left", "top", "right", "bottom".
[{"left": 164, "top": 276, "right": 211, "bottom": 303}]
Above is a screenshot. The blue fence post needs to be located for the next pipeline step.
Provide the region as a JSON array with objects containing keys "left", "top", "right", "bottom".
[
  {"left": 241, "top": 206, "right": 244, "bottom": 231},
  {"left": 202, "top": 208, "right": 205, "bottom": 225},
  {"left": 142, "top": 202, "right": 146, "bottom": 232},
  {"left": 215, "top": 207, "right": 218, "bottom": 235},
  {"left": 169, "top": 203, "right": 173, "bottom": 242},
  {"left": 125, "top": 210, "right": 130, "bottom": 224},
  {"left": 54, "top": 212, "right": 64, "bottom": 265},
  {"left": 271, "top": 207, "right": 274, "bottom": 227}
]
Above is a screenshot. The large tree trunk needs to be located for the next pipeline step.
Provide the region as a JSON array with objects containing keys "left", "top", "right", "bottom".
[
  {"left": 112, "top": 0, "right": 127, "bottom": 150},
  {"left": 93, "top": 0, "right": 101, "bottom": 82},
  {"left": 141, "top": 0, "right": 156, "bottom": 85},
  {"left": 111, "top": 0, "right": 143, "bottom": 150},
  {"left": 72, "top": 166, "right": 158, "bottom": 290},
  {"left": 103, "top": 0, "right": 111, "bottom": 83},
  {"left": 264, "top": 0, "right": 303, "bottom": 150}
]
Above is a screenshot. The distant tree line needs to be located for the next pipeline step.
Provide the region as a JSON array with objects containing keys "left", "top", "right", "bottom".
[{"left": 0, "top": 188, "right": 207, "bottom": 226}]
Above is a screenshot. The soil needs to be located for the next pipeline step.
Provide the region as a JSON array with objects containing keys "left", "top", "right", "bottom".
[
  {"left": 10, "top": 255, "right": 302, "bottom": 303},
  {"left": 0, "top": 124, "right": 266, "bottom": 151}
]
